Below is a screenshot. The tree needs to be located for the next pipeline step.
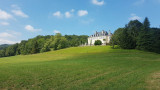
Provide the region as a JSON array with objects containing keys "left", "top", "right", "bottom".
[
  {"left": 143, "top": 17, "right": 150, "bottom": 30},
  {"left": 136, "top": 17, "right": 154, "bottom": 51},
  {"left": 118, "top": 28, "right": 134, "bottom": 49},
  {"left": 110, "top": 28, "right": 124, "bottom": 48},
  {"left": 94, "top": 40, "right": 102, "bottom": 45},
  {"left": 57, "top": 37, "right": 69, "bottom": 49},
  {"left": 52, "top": 33, "right": 62, "bottom": 50},
  {"left": 153, "top": 28, "right": 160, "bottom": 53},
  {"left": 40, "top": 42, "right": 50, "bottom": 53},
  {"left": 0, "top": 49, "right": 6, "bottom": 57},
  {"left": 110, "top": 34, "right": 116, "bottom": 48},
  {"left": 5, "top": 44, "right": 18, "bottom": 56},
  {"left": 126, "top": 20, "right": 143, "bottom": 48},
  {"left": 19, "top": 40, "right": 27, "bottom": 55},
  {"left": 31, "top": 41, "right": 38, "bottom": 54}
]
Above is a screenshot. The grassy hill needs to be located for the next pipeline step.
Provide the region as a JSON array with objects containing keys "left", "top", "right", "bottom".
[{"left": 0, "top": 46, "right": 160, "bottom": 90}]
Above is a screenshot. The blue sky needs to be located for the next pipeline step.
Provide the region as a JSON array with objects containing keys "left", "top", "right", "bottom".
[{"left": 0, "top": 0, "right": 160, "bottom": 44}]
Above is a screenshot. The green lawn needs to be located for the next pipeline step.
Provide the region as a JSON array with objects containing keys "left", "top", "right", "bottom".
[{"left": 0, "top": 46, "right": 160, "bottom": 90}]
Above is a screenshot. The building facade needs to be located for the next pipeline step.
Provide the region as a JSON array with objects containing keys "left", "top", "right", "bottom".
[{"left": 88, "top": 30, "right": 112, "bottom": 45}]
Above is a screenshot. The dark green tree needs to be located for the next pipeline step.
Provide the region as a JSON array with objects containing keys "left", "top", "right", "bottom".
[
  {"left": 136, "top": 17, "right": 154, "bottom": 51},
  {"left": 118, "top": 28, "right": 134, "bottom": 49},
  {"left": 143, "top": 17, "right": 150, "bottom": 30},
  {"left": 110, "top": 28, "right": 125, "bottom": 48},
  {"left": 94, "top": 40, "right": 102, "bottom": 45},
  {"left": 31, "top": 41, "right": 38, "bottom": 54}
]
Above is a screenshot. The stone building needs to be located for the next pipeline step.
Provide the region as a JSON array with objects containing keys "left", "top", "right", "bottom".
[{"left": 88, "top": 30, "right": 112, "bottom": 45}]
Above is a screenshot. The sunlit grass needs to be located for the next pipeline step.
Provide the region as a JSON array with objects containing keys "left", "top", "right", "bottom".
[{"left": 0, "top": 46, "right": 160, "bottom": 89}]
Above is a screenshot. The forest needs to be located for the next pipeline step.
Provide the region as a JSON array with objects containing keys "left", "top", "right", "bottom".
[
  {"left": 110, "top": 17, "right": 160, "bottom": 53},
  {"left": 0, "top": 34, "right": 88, "bottom": 57}
]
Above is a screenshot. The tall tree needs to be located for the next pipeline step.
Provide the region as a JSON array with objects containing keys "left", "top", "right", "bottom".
[
  {"left": 136, "top": 17, "right": 154, "bottom": 51},
  {"left": 31, "top": 41, "right": 38, "bottom": 54},
  {"left": 143, "top": 17, "right": 150, "bottom": 30}
]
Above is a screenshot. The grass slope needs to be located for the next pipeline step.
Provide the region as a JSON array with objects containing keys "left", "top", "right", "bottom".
[{"left": 0, "top": 46, "right": 160, "bottom": 90}]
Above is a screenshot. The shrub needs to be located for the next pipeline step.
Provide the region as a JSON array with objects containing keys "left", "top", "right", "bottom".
[{"left": 94, "top": 40, "right": 102, "bottom": 46}]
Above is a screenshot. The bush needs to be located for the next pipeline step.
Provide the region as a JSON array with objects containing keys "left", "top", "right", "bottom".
[{"left": 94, "top": 40, "right": 102, "bottom": 46}]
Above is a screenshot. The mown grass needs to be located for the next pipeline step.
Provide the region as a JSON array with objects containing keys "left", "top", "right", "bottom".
[{"left": 0, "top": 46, "right": 160, "bottom": 90}]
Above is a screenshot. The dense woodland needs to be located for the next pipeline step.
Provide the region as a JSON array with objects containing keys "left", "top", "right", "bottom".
[
  {"left": 110, "top": 17, "right": 160, "bottom": 53},
  {"left": 0, "top": 34, "right": 88, "bottom": 57},
  {"left": 0, "top": 44, "right": 11, "bottom": 50}
]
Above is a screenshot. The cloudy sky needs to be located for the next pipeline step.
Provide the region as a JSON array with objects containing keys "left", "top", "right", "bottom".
[{"left": 0, "top": 0, "right": 160, "bottom": 44}]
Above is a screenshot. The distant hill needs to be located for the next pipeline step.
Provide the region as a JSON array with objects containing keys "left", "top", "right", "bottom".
[{"left": 0, "top": 44, "right": 11, "bottom": 50}]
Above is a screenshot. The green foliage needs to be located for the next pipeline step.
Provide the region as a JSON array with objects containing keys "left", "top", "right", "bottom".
[
  {"left": 31, "top": 41, "right": 39, "bottom": 54},
  {"left": 65, "top": 35, "right": 88, "bottom": 47},
  {"left": 5, "top": 44, "right": 18, "bottom": 56},
  {"left": 136, "top": 18, "right": 154, "bottom": 51},
  {"left": 94, "top": 40, "right": 102, "bottom": 45},
  {"left": 50, "top": 33, "right": 69, "bottom": 50},
  {"left": 40, "top": 42, "right": 50, "bottom": 53},
  {"left": 112, "top": 17, "right": 160, "bottom": 53},
  {"left": 143, "top": 17, "right": 150, "bottom": 29},
  {"left": 118, "top": 28, "right": 135, "bottom": 49},
  {"left": 110, "top": 28, "right": 125, "bottom": 48},
  {"left": 0, "top": 44, "right": 11, "bottom": 50},
  {"left": 57, "top": 37, "right": 68, "bottom": 50},
  {"left": 0, "top": 34, "right": 88, "bottom": 58}
]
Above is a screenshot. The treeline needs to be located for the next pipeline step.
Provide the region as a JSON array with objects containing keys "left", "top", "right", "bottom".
[
  {"left": 110, "top": 17, "right": 160, "bottom": 53},
  {"left": 0, "top": 44, "right": 11, "bottom": 50},
  {"left": 0, "top": 34, "right": 88, "bottom": 57}
]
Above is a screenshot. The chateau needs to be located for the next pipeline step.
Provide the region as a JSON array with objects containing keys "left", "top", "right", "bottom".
[{"left": 88, "top": 30, "right": 112, "bottom": 45}]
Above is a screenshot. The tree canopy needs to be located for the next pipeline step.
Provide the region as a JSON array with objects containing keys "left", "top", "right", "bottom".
[
  {"left": 111, "top": 17, "right": 160, "bottom": 53},
  {"left": 0, "top": 34, "right": 88, "bottom": 58}
]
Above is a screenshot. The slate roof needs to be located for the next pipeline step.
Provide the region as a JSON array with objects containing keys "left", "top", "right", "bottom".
[{"left": 89, "top": 30, "right": 110, "bottom": 37}]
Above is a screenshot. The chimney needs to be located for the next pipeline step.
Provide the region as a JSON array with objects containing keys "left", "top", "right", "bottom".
[{"left": 108, "top": 30, "right": 111, "bottom": 35}]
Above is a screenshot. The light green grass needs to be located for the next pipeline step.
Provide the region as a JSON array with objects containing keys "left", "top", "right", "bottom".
[{"left": 0, "top": 46, "right": 160, "bottom": 90}]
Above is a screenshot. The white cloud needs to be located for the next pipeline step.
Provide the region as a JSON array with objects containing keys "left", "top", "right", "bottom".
[
  {"left": 0, "top": 39, "right": 19, "bottom": 44},
  {"left": 53, "top": 11, "right": 62, "bottom": 18},
  {"left": 0, "top": 22, "right": 9, "bottom": 26},
  {"left": 0, "top": 31, "right": 21, "bottom": 44},
  {"left": 53, "top": 30, "right": 60, "bottom": 34},
  {"left": 12, "top": 10, "right": 28, "bottom": 18},
  {"left": 92, "top": 0, "right": 104, "bottom": 6},
  {"left": 25, "top": 25, "right": 41, "bottom": 32},
  {"left": 78, "top": 10, "right": 88, "bottom": 16},
  {"left": 129, "top": 14, "right": 141, "bottom": 20},
  {"left": 0, "top": 32, "right": 13, "bottom": 38},
  {"left": 71, "top": 9, "right": 75, "bottom": 12},
  {"left": 0, "top": 9, "right": 13, "bottom": 20},
  {"left": 134, "top": 0, "right": 145, "bottom": 5},
  {"left": 65, "top": 12, "right": 72, "bottom": 18},
  {"left": 11, "top": 5, "right": 29, "bottom": 18}
]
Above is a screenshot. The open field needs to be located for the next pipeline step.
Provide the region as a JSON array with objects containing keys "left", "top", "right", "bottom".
[{"left": 0, "top": 46, "right": 160, "bottom": 90}]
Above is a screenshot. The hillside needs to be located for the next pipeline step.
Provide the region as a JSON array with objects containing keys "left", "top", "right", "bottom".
[
  {"left": 0, "top": 46, "right": 160, "bottom": 89},
  {"left": 0, "top": 44, "right": 11, "bottom": 50}
]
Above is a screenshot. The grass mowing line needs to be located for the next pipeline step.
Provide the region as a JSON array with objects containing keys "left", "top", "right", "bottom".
[
  {"left": 58, "top": 67, "right": 117, "bottom": 90},
  {"left": 0, "top": 46, "right": 112, "bottom": 65},
  {"left": 146, "top": 71, "right": 160, "bottom": 90},
  {"left": 0, "top": 46, "right": 160, "bottom": 89}
]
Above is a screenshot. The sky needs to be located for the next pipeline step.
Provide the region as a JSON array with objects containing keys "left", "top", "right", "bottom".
[{"left": 0, "top": 0, "right": 160, "bottom": 44}]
